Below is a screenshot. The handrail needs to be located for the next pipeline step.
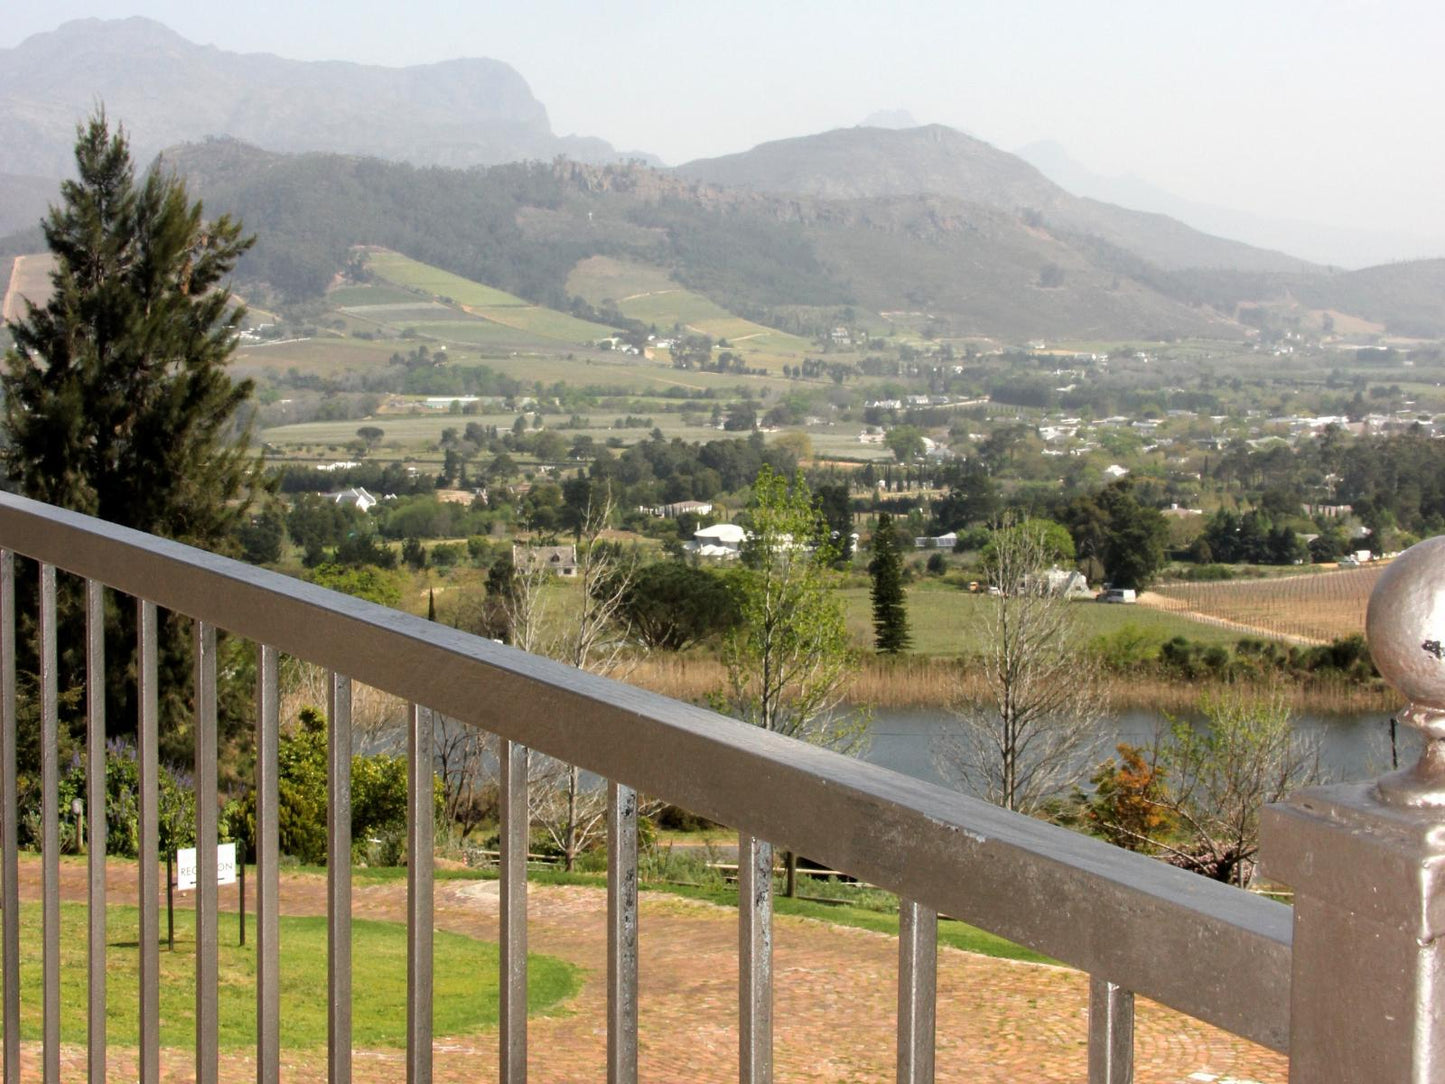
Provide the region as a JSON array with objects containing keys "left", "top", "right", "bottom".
[{"left": 0, "top": 490, "right": 1292, "bottom": 1054}]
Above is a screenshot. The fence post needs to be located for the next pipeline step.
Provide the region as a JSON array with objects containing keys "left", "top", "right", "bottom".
[{"left": 1261, "top": 537, "right": 1445, "bottom": 1082}]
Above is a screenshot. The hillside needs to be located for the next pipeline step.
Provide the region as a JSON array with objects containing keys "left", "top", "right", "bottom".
[
  {"left": 0, "top": 17, "right": 634, "bottom": 180},
  {"left": 149, "top": 139, "right": 1258, "bottom": 341},
  {"left": 0, "top": 173, "right": 57, "bottom": 237},
  {"left": 678, "top": 125, "right": 1316, "bottom": 275},
  {"left": 1292, "top": 260, "right": 1445, "bottom": 339}
]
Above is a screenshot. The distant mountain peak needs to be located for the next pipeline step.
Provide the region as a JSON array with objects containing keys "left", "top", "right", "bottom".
[
  {"left": 0, "top": 17, "right": 648, "bottom": 179},
  {"left": 858, "top": 109, "right": 920, "bottom": 130}
]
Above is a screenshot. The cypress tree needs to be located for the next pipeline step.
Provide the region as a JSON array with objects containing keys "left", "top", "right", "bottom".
[{"left": 869, "top": 512, "right": 911, "bottom": 654}]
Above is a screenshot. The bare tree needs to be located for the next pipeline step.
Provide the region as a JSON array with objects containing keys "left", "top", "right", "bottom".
[
  {"left": 433, "top": 713, "right": 495, "bottom": 839},
  {"left": 280, "top": 658, "right": 406, "bottom": 752},
  {"left": 509, "top": 489, "right": 643, "bottom": 869},
  {"left": 935, "top": 517, "right": 1108, "bottom": 814}
]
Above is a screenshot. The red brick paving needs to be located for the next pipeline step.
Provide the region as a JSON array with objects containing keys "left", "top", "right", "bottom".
[{"left": 11, "top": 858, "right": 1287, "bottom": 1082}]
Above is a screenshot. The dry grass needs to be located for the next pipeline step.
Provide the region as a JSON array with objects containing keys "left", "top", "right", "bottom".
[
  {"left": 1148, "top": 565, "right": 1384, "bottom": 645},
  {"left": 622, "top": 653, "right": 1398, "bottom": 715}
]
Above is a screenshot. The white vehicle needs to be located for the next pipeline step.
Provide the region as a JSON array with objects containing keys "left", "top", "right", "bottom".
[{"left": 1097, "top": 588, "right": 1137, "bottom": 604}]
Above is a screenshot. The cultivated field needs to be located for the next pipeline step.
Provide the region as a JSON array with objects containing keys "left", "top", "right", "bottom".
[
  {"left": 1147, "top": 564, "right": 1382, "bottom": 644},
  {"left": 364, "top": 250, "right": 617, "bottom": 343},
  {"left": 567, "top": 255, "right": 819, "bottom": 367},
  {"left": 2, "top": 252, "right": 54, "bottom": 322}
]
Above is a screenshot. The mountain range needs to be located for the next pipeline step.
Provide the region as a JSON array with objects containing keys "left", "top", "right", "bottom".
[
  {"left": 1, "top": 17, "right": 1441, "bottom": 341},
  {"left": 0, "top": 17, "right": 647, "bottom": 182}
]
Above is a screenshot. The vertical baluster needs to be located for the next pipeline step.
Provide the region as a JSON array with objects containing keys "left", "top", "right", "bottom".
[
  {"left": 39, "top": 564, "right": 58, "bottom": 1084},
  {"left": 499, "top": 739, "right": 528, "bottom": 1084},
  {"left": 607, "top": 782, "right": 639, "bottom": 1084},
  {"left": 86, "top": 580, "right": 107, "bottom": 1084},
  {"left": 0, "top": 553, "right": 17, "bottom": 1084},
  {"left": 406, "top": 704, "right": 434, "bottom": 1084},
  {"left": 897, "top": 899, "right": 937, "bottom": 1084},
  {"left": 328, "top": 672, "right": 352, "bottom": 1084},
  {"left": 738, "top": 833, "right": 773, "bottom": 1084},
  {"left": 1088, "top": 977, "right": 1135, "bottom": 1084},
  {"left": 195, "top": 620, "right": 219, "bottom": 1084},
  {"left": 137, "top": 601, "right": 159, "bottom": 1084},
  {"left": 255, "top": 645, "right": 281, "bottom": 1084}
]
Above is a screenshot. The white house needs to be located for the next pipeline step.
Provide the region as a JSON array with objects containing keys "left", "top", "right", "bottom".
[
  {"left": 686, "top": 522, "right": 748, "bottom": 560},
  {"left": 333, "top": 487, "right": 377, "bottom": 513},
  {"left": 914, "top": 531, "right": 958, "bottom": 550}
]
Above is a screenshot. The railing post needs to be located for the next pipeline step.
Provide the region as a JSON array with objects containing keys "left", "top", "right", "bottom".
[
  {"left": 607, "top": 781, "right": 640, "bottom": 1084},
  {"left": 328, "top": 672, "right": 353, "bottom": 1084},
  {"left": 86, "top": 579, "right": 107, "bottom": 1084},
  {"left": 738, "top": 833, "right": 773, "bottom": 1084},
  {"left": 1087, "top": 977, "right": 1133, "bottom": 1084},
  {"left": 499, "top": 739, "right": 529, "bottom": 1084},
  {"left": 897, "top": 899, "right": 936, "bottom": 1084},
  {"left": 1261, "top": 536, "right": 1445, "bottom": 1082},
  {"left": 0, "top": 552, "right": 17, "bottom": 1084},
  {"left": 406, "top": 704, "right": 434, "bottom": 1084}
]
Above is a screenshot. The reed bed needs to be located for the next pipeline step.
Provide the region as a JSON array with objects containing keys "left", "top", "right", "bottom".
[{"left": 623, "top": 654, "right": 1399, "bottom": 716}]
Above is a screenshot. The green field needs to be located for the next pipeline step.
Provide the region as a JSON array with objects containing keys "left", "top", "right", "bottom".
[
  {"left": 366, "top": 250, "right": 618, "bottom": 343},
  {"left": 326, "top": 283, "right": 426, "bottom": 306},
  {"left": 567, "top": 256, "right": 819, "bottom": 366},
  {"left": 263, "top": 411, "right": 733, "bottom": 456},
  {"left": 840, "top": 582, "right": 1248, "bottom": 655},
  {"left": 18, "top": 899, "right": 577, "bottom": 1048}
]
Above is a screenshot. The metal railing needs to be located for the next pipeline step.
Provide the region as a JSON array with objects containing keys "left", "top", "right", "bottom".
[{"left": 0, "top": 492, "right": 1305, "bottom": 1082}]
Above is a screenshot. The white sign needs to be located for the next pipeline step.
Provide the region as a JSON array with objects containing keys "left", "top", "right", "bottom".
[{"left": 176, "top": 843, "right": 237, "bottom": 891}]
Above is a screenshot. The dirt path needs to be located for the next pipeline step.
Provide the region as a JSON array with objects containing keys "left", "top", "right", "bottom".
[
  {"left": 1, "top": 255, "right": 24, "bottom": 324},
  {"left": 14, "top": 858, "right": 1286, "bottom": 1083},
  {"left": 1136, "top": 590, "right": 1325, "bottom": 645}
]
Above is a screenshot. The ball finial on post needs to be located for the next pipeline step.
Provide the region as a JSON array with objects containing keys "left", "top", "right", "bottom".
[{"left": 1366, "top": 535, "right": 1445, "bottom": 807}]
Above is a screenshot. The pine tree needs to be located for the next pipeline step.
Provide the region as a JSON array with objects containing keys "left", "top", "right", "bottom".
[
  {"left": 869, "top": 512, "right": 911, "bottom": 654},
  {"left": 3, "top": 111, "right": 260, "bottom": 546},
  {"left": 2, "top": 112, "right": 261, "bottom": 768}
]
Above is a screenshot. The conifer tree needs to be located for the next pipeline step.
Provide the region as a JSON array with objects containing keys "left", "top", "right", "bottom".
[
  {"left": 2, "top": 112, "right": 261, "bottom": 766},
  {"left": 3, "top": 111, "right": 260, "bottom": 546},
  {"left": 869, "top": 512, "right": 911, "bottom": 654}
]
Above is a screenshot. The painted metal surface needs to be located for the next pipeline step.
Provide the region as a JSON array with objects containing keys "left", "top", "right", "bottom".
[
  {"left": 328, "top": 672, "right": 353, "bottom": 1084},
  {"left": 0, "top": 552, "right": 16, "bottom": 1084},
  {"left": 499, "top": 739, "right": 529, "bottom": 1084},
  {"left": 137, "top": 600, "right": 160, "bottom": 1084},
  {"left": 256, "top": 645, "right": 281, "bottom": 1084},
  {"left": 406, "top": 704, "right": 434, "bottom": 1084},
  {"left": 1088, "top": 977, "right": 1134, "bottom": 1084},
  {"left": 86, "top": 579, "right": 107, "bottom": 1084},
  {"left": 195, "top": 620, "right": 219, "bottom": 1084},
  {"left": 739, "top": 833, "right": 773, "bottom": 1084},
  {"left": 897, "top": 899, "right": 937, "bottom": 1084},
  {"left": 607, "top": 782, "right": 639, "bottom": 1084},
  {"left": 0, "top": 492, "right": 1293, "bottom": 1051},
  {"left": 39, "top": 564, "right": 58, "bottom": 1084}
]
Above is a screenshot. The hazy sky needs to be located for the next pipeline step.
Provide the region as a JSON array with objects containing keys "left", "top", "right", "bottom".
[{"left": 6, "top": 0, "right": 1442, "bottom": 241}]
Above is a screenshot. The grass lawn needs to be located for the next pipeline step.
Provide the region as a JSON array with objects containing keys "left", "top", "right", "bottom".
[
  {"left": 18, "top": 901, "right": 577, "bottom": 1048},
  {"left": 839, "top": 582, "right": 1253, "bottom": 655},
  {"left": 347, "top": 864, "right": 1053, "bottom": 965}
]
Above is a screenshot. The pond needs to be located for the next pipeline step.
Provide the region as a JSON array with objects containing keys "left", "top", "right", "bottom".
[{"left": 859, "top": 706, "right": 1417, "bottom": 793}]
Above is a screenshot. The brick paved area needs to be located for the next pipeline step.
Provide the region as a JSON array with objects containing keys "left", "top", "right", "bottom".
[{"left": 12, "top": 859, "right": 1287, "bottom": 1082}]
